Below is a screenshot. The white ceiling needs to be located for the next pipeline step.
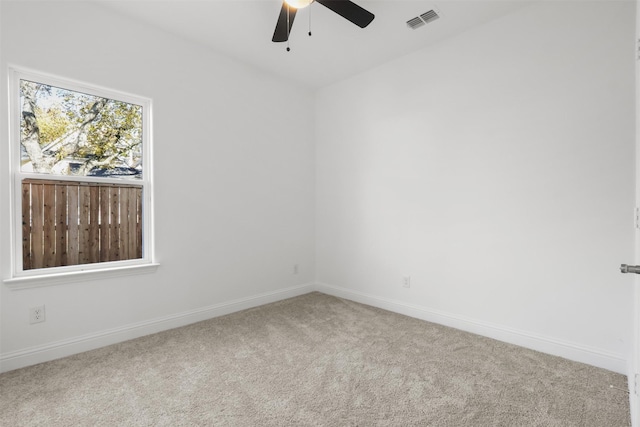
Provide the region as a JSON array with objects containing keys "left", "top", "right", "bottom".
[{"left": 99, "top": 0, "right": 533, "bottom": 89}]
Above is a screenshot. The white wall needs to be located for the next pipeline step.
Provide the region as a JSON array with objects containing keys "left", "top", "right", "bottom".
[
  {"left": 0, "top": 1, "right": 315, "bottom": 371},
  {"left": 316, "top": 0, "right": 636, "bottom": 373}
]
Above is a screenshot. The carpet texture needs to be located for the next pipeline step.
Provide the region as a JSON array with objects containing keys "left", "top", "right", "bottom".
[{"left": 0, "top": 292, "right": 631, "bottom": 426}]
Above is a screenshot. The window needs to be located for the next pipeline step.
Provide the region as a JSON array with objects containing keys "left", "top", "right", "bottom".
[{"left": 7, "top": 67, "right": 154, "bottom": 284}]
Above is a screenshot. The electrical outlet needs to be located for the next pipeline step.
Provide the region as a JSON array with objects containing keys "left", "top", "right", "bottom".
[
  {"left": 293, "top": 264, "right": 299, "bottom": 275},
  {"left": 29, "top": 305, "right": 45, "bottom": 324},
  {"left": 402, "top": 276, "right": 411, "bottom": 288}
]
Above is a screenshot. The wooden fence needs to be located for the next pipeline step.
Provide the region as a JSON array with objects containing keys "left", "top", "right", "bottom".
[{"left": 22, "top": 178, "right": 143, "bottom": 270}]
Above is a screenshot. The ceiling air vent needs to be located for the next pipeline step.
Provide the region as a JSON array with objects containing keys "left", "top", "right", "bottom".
[
  {"left": 406, "top": 16, "right": 425, "bottom": 30},
  {"left": 407, "top": 10, "right": 440, "bottom": 30}
]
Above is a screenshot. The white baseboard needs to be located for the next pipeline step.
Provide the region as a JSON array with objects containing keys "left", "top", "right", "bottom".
[
  {"left": 316, "top": 282, "right": 628, "bottom": 375},
  {"left": 0, "top": 283, "right": 315, "bottom": 373},
  {"left": 2, "top": 281, "right": 628, "bottom": 376}
]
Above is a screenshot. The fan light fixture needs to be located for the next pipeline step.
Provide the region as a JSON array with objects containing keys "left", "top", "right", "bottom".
[
  {"left": 272, "top": 0, "right": 375, "bottom": 52},
  {"left": 284, "top": 0, "right": 314, "bottom": 9}
]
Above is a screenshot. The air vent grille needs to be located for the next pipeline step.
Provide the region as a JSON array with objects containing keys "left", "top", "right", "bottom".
[
  {"left": 407, "top": 10, "right": 440, "bottom": 30},
  {"left": 420, "top": 10, "right": 439, "bottom": 24},
  {"left": 406, "top": 16, "right": 425, "bottom": 30}
]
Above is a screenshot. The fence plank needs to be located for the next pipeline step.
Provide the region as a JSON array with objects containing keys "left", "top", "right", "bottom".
[
  {"left": 43, "top": 183, "right": 56, "bottom": 268},
  {"left": 67, "top": 184, "right": 79, "bottom": 266},
  {"left": 99, "top": 187, "right": 110, "bottom": 262},
  {"left": 78, "top": 185, "right": 90, "bottom": 265},
  {"left": 30, "top": 183, "right": 44, "bottom": 269},
  {"left": 128, "top": 188, "right": 138, "bottom": 259},
  {"left": 136, "top": 188, "right": 142, "bottom": 259},
  {"left": 22, "top": 182, "right": 32, "bottom": 270},
  {"left": 121, "top": 188, "right": 130, "bottom": 260},
  {"left": 55, "top": 184, "right": 67, "bottom": 266},
  {"left": 89, "top": 186, "right": 100, "bottom": 263},
  {"left": 109, "top": 187, "right": 120, "bottom": 261}
]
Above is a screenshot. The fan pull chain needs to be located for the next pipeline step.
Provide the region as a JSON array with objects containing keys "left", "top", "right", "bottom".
[
  {"left": 286, "top": 5, "right": 291, "bottom": 52},
  {"left": 308, "top": 5, "right": 312, "bottom": 36}
]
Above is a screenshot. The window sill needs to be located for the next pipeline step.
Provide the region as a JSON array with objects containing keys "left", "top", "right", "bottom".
[{"left": 3, "top": 263, "right": 160, "bottom": 290}]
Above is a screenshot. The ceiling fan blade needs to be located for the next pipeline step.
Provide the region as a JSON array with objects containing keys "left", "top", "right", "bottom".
[
  {"left": 272, "top": 2, "right": 297, "bottom": 42},
  {"left": 316, "top": 0, "right": 374, "bottom": 28}
]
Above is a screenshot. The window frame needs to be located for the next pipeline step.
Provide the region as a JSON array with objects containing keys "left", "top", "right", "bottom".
[{"left": 5, "top": 66, "right": 156, "bottom": 288}]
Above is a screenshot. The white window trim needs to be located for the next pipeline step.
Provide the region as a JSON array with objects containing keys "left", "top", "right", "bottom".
[{"left": 4, "top": 66, "right": 156, "bottom": 289}]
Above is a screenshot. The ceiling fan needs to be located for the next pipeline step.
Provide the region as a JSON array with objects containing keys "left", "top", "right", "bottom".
[{"left": 272, "top": 0, "right": 375, "bottom": 44}]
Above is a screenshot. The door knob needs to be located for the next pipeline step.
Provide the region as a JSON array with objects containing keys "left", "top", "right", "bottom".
[{"left": 620, "top": 264, "right": 640, "bottom": 274}]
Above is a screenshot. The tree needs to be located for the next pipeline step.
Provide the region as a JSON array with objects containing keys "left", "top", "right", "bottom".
[
  {"left": 35, "top": 105, "right": 71, "bottom": 146},
  {"left": 20, "top": 82, "right": 50, "bottom": 173},
  {"left": 20, "top": 80, "right": 142, "bottom": 177}
]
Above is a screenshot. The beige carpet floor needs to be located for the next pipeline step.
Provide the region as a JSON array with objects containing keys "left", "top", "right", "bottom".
[{"left": 0, "top": 292, "right": 631, "bottom": 426}]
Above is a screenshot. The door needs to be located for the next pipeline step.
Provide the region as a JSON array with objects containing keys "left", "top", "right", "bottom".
[
  {"left": 626, "top": 5, "right": 640, "bottom": 424},
  {"left": 633, "top": 5, "right": 640, "bottom": 422}
]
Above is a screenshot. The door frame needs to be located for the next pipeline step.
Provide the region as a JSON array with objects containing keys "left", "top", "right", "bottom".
[{"left": 633, "top": 2, "right": 640, "bottom": 424}]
